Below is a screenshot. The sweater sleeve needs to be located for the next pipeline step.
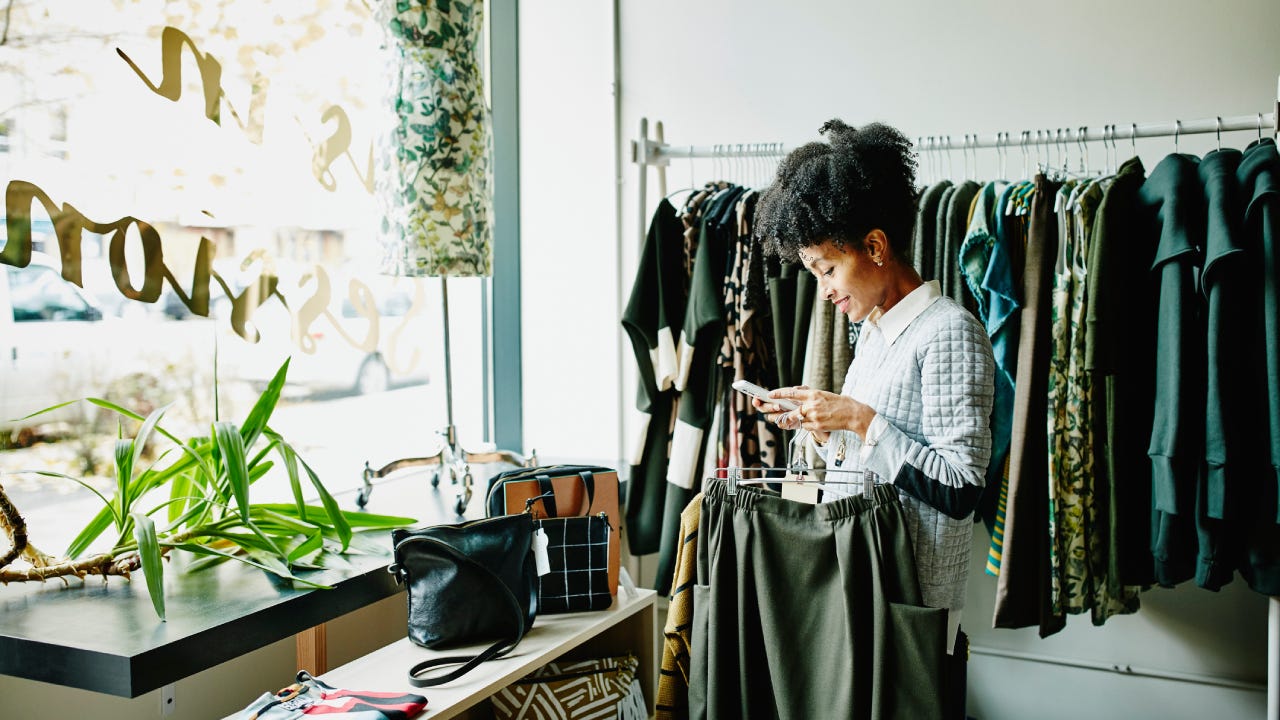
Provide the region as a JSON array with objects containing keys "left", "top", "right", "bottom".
[{"left": 860, "top": 311, "right": 996, "bottom": 520}]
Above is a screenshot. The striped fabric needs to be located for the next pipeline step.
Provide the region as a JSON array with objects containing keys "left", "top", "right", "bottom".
[
  {"left": 491, "top": 655, "right": 645, "bottom": 720},
  {"left": 985, "top": 457, "right": 1010, "bottom": 576},
  {"left": 656, "top": 493, "right": 702, "bottom": 719}
]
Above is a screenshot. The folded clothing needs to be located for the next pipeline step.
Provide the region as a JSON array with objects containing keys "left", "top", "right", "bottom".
[{"left": 233, "top": 671, "right": 427, "bottom": 720}]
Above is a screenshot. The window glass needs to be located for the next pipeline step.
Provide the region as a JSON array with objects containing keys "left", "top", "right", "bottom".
[{"left": 0, "top": 1, "right": 491, "bottom": 548}]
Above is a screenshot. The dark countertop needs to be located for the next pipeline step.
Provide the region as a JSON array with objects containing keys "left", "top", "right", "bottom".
[{"left": 0, "top": 469, "right": 473, "bottom": 697}]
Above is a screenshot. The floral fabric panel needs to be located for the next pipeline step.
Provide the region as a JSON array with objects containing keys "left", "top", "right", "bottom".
[
  {"left": 377, "top": 0, "right": 492, "bottom": 277},
  {"left": 1047, "top": 178, "right": 1140, "bottom": 623}
]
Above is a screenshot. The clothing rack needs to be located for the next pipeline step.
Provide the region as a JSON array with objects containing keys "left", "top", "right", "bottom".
[{"left": 632, "top": 78, "right": 1280, "bottom": 719}]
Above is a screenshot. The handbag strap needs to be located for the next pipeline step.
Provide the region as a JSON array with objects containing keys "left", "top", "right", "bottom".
[
  {"left": 400, "top": 536, "right": 530, "bottom": 688},
  {"left": 534, "top": 470, "right": 596, "bottom": 518}
]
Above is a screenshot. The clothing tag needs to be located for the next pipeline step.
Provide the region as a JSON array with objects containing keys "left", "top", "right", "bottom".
[
  {"left": 618, "top": 567, "right": 639, "bottom": 599},
  {"left": 532, "top": 528, "right": 551, "bottom": 576}
]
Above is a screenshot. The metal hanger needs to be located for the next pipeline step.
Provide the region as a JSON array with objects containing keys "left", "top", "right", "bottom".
[
  {"left": 1216, "top": 116, "right": 1223, "bottom": 151},
  {"left": 1174, "top": 120, "right": 1182, "bottom": 154},
  {"left": 713, "top": 430, "right": 881, "bottom": 498}
]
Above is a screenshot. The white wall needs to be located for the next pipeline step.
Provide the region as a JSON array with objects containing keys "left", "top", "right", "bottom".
[
  {"left": 518, "top": 1, "right": 620, "bottom": 464},
  {"left": 515, "top": 0, "right": 1280, "bottom": 717}
]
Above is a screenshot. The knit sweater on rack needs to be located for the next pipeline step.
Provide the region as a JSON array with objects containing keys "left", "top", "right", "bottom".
[{"left": 819, "top": 282, "right": 996, "bottom": 611}]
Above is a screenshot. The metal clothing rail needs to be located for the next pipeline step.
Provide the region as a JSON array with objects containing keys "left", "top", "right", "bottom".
[
  {"left": 632, "top": 76, "right": 1280, "bottom": 719},
  {"left": 634, "top": 112, "right": 1279, "bottom": 164}
]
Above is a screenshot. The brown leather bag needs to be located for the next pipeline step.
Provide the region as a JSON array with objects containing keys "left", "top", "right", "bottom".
[{"left": 485, "top": 465, "right": 621, "bottom": 595}]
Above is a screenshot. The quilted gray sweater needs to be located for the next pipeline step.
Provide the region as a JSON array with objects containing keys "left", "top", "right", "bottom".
[{"left": 818, "top": 284, "right": 995, "bottom": 611}]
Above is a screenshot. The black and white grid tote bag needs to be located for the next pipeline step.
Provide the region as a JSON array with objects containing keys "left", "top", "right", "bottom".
[{"left": 532, "top": 513, "right": 612, "bottom": 613}]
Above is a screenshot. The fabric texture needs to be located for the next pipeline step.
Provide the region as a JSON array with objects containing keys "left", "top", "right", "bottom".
[
  {"left": 994, "top": 175, "right": 1066, "bottom": 637},
  {"left": 491, "top": 655, "right": 646, "bottom": 720},
  {"left": 1085, "top": 157, "right": 1156, "bottom": 589},
  {"left": 1238, "top": 138, "right": 1280, "bottom": 595},
  {"left": 376, "top": 0, "right": 491, "bottom": 277},
  {"left": 913, "top": 181, "right": 954, "bottom": 279},
  {"left": 532, "top": 515, "right": 612, "bottom": 613},
  {"left": 981, "top": 182, "right": 1027, "bottom": 576},
  {"left": 657, "top": 493, "right": 703, "bottom": 720},
  {"left": 234, "top": 671, "right": 427, "bottom": 719},
  {"left": 940, "top": 181, "right": 981, "bottom": 302},
  {"left": 690, "top": 480, "right": 947, "bottom": 720},
  {"left": 622, "top": 200, "right": 689, "bottom": 557},
  {"left": 1141, "top": 153, "right": 1205, "bottom": 587}
]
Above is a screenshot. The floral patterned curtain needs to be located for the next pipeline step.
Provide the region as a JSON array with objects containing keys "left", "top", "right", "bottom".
[{"left": 376, "top": 0, "right": 492, "bottom": 278}]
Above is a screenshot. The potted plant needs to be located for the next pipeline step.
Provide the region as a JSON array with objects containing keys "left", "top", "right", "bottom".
[{"left": 0, "top": 358, "right": 415, "bottom": 620}]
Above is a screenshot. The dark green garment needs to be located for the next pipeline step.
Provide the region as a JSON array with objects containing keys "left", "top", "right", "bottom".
[
  {"left": 1197, "top": 149, "right": 1254, "bottom": 590},
  {"left": 1140, "top": 153, "right": 1206, "bottom": 587},
  {"left": 993, "top": 175, "right": 1066, "bottom": 637},
  {"left": 932, "top": 184, "right": 958, "bottom": 284},
  {"left": 912, "top": 182, "right": 953, "bottom": 279},
  {"left": 622, "top": 199, "right": 689, "bottom": 556},
  {"left": 941, "top": 181, "right": 981, "bottom": 304},
  {"left": 1238, "top": 137, "right": 1280, "bottom": 595},
  {"left": 1085, "top": 157, "right": 1156, "bottom": 587},
  {"left": 691, "top": 481, "right": 946, "bottom": 720}
]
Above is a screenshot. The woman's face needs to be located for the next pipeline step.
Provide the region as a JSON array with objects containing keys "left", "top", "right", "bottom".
[{"left": 799, "top": 238, "right": 884, "bottom": 320}]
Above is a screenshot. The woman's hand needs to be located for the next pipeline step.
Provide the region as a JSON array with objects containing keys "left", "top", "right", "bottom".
[{"left": 751, "top": 385, "right": 877, "bottom": 441}]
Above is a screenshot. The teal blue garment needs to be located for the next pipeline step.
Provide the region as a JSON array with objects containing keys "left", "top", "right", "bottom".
[
  {"left": 978, "top": 182, "right": 1023, "bottom": 523},
  {"left": 959, "top": 182, "right": 1003, "bottom": 326},
  {"left": 1141, "top": 153, "right": 1205, "bottom": 588},
  {"left": 1200, "top": 148, "right": 1249, "bottom": 524},
  {"left": 1238, "top": 137, "right": 1280, "bottom": 595}
]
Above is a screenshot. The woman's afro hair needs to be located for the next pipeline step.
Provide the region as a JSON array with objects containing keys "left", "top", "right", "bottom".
[{"left": 754, "top": 119, "right": 918, "bottom": 262}]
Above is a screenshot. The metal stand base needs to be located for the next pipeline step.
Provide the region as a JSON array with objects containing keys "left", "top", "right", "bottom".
[
  {"left": 357, "top": 425, "right": 535, "bottom": 514},
  {"left": 356, "top": 276, "right": 535, "bottom": 515}
]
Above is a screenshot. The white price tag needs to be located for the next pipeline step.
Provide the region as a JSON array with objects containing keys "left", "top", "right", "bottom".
[{"left": 532, "top": 528, "right": 551, "bottom": 576}]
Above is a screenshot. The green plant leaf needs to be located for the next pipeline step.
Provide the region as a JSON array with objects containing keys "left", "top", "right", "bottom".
[
  {"left": 253, "top": 504, "right": 416, "bottom": 528},
  {"left": 114, "top": 438, "right": 135, "bottom": 529},
  {"left": 265, "top": 430, "right": 308, "bottom": 522},
  {"left": 299, "top": 457, "right": 351, "bottom": 551},
  {"left": 168, "top": 471, "right": 194, "bottom": 524},
  {"left": 169, "top": 543, "right": 331, "bottom": 589},
  {"left": 287, "top": 531, "right": 324, "bottom": 562},
  {"left": 23, "top": 470, "right": 120, "bottom": 526},
  {"left": 66, "top": 506, "right": 116, "bottom": 559},
  {"left": 131, "top": 403, "right": 172, "bottom": 475},
  {"left": 185, "top": 553, "right": 232, "bottom": 573},
  {"left": 238, "top": 358, "right": 290, "bottom": 450},
  {"left": 249, "top": 507, "right": 320, "bottom": 534},
  {"left": 86, "top": 398, "right": 218, "bottom": 493},
  {"left": 213, "top": 422, "right": 250, "bottom": 522},
  {"left": 12, "top": 398, "right": 81, "bottom": 421},
  {"left": 130, "top": 512, "right": 166, "bottom": 621}
]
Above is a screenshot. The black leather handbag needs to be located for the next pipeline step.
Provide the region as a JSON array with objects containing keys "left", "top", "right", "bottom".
[{"left": 389, "top": 513, "right": 538, "bottom": 687}]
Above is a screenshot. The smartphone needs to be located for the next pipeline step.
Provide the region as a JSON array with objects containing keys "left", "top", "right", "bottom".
[{"left": 732, "top": 380, "right": 799, "bottom": 411}]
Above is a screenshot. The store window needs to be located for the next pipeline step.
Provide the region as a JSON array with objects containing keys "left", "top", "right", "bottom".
[{"left": 0, "top": 1, "right": 493, "bottom": 542}]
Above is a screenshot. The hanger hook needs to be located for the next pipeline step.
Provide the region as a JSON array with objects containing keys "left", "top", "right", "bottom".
[
  {"left": 1260, "top": 113, "right": 1265, "bottom": 141},
  {"left": 1216, "top": 116, "right": 1222, "bottom": 151},
  {"left": 1078, "top": 126, "right": 1088, "bottom": 174},
  {"left": 1174, "top": 120, "right": 1181, "bottom": 153},
  {"left": 1130, "top": 122, "right": 1137, "bottom": 155}
]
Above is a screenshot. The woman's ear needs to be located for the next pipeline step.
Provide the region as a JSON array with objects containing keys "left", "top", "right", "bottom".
[{"left": 863, "top": 229, "right": 889, "bottom": 266}]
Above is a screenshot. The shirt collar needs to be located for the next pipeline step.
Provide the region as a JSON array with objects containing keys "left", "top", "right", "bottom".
[{"left": 866, "top": 280, "right": 941, "bottom": 345}]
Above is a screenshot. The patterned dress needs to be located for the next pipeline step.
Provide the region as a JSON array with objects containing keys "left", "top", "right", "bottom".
[
  {"left": 1047, "top": 177, "right": 1140, "bottom": 623},
  {"left": 377, "top": 0, "right": 492, "bottom": 277}
]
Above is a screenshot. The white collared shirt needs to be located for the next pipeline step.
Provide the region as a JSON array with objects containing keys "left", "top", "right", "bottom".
[{"left": 865, "top": 280, "right": 942, "bottom": 346}]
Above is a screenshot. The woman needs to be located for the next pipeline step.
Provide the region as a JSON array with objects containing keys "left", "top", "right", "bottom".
[{"left": 752, "top": 119, "right": 996, "bottom": 651}]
